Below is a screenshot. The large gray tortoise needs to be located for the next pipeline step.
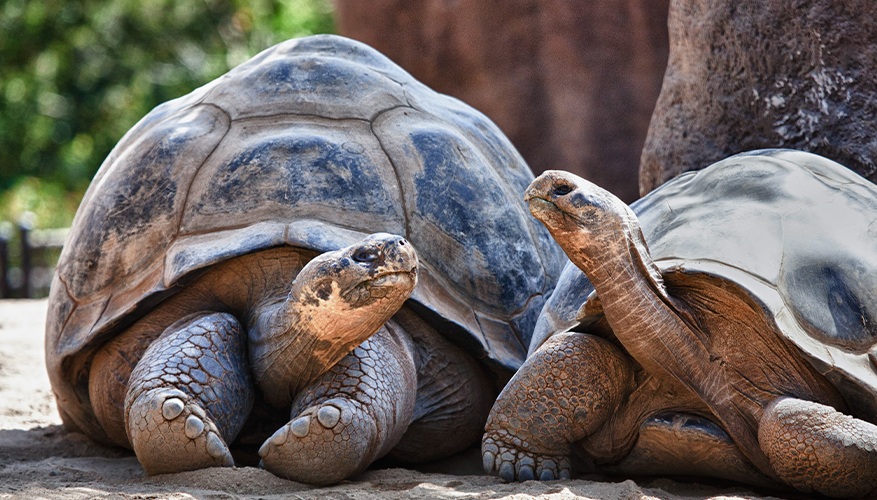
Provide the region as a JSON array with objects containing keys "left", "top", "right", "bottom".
[
  {"left": 45, "top": 35, "right": 564, "bottom": 485},
  {"left": 483, "top": 149, "right": 877, "bottom": 497}
]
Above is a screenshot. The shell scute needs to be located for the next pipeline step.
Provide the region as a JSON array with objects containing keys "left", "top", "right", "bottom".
[
  {"left": 58, "top": 105, "right": 230, "bottom": 303},
  {"left": 180, "top": 117, "right": 404, "bottom": 237},
  {"left": 374, "top": 108, "right": 553, "bottom": 321},
  {"left": 202, "top": 41, "right": 410, "bottom": 121}
]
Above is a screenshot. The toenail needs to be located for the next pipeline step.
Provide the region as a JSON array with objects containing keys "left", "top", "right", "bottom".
[
  {"left": 519, "top": 464, "right": 534, "bottom": 481},
  {"left": 162, "top": 398, "right": 185, "bottom": 420},
  {"left": 184, "top": 415, "right": 204, "bottom": 439},
  {"left": 290, "top": 416, "right": 310, "bottom": 438},
  {"left": 269, "top": 425, "right": 289, "bottom": 446},
  {"left": 190, "top": 405, "right": 207, "bottom": 420},
  {"left": 317, "top": 405, "right": 341, "bottom": 428},
  {"left": 206, "top": 432, "right": 226, "bottom": 458},
  {"left": 499, "top": 462, "right": 515, "bottom": 481},
  {"left": 540, "top": 469, "right": 555, "bottom": 481},
  {"left": 482, "top": 451, "right": 495, "bottom": 473}
]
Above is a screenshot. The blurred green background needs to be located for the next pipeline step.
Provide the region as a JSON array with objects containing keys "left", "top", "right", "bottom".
[{"left": 0, "top": 0, "right": 335, "bottom": 230}]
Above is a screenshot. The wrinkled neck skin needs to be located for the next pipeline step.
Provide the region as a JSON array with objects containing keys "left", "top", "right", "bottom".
[
  {"left": 248, "top": 276, "right": 407, "bottom": 409},
  {"left": 562, "top": 207, "right": 691, "bottom": 380}
]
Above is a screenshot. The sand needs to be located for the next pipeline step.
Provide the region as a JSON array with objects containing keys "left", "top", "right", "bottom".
[{"left": 0, "top": 299, "right": 793, "bottom": 500}]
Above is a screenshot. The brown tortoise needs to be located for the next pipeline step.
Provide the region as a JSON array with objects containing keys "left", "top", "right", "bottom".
[
  {"left": 45, "top": 35, "right": 564, "bottom": 485},
  {"left": 483, "top": 150, "right": 877, "bottom": 498}
]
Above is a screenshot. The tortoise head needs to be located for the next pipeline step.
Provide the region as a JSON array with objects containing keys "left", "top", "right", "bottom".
[
  {"left": 290, "top": 233, "right": 418, "bottom": 316},
  {"left": 248, "top": 233, "right": 418, "bottom": 407},
  {"left": 524, "top": 171, "right": 637, "bottom": 258}
]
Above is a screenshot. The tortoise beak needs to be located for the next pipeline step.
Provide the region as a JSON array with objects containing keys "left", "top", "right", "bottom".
[
  {"left": 524, "top": 172, "right": 554, "bottom": 203},
  {"left": 525, "top": 171, "right": 574, "bottom": 225}
]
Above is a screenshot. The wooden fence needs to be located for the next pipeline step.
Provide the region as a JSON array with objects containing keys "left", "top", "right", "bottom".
[{"left": 0, "top": 215, "right": 67, "bottom": 299}]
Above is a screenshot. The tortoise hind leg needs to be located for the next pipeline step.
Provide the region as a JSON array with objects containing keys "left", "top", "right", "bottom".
[
  {"left": 125, "top": 312, "right": 254, "bottom": 475},
  {"left": 759, "top": 397, "right": 877, "bottom": 497},
  {"left": 259, "top": 321, "right": 417, "bottom": 485}
]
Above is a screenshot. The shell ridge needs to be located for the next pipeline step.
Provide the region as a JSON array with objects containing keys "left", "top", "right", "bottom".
[
  {"left": 52, "top": 273, "right": 77, "bottom": 339},
  {"left": 472, "top": 313, "right": 494, "bottom": 360},
  {"left": 657, "top": 259, "right": 778, "bottom": 299},
  {"left": 163, "top": 102, "right": 233, "bottom": 290},
  {"left": 230, "top": 112, "right": 375, "bottom": 125},
  {"left": 369, "top": 115, "right": 411, "bottom": 237},
  {"left": 175, "top": 220, "right": 272, "bottom": 239}
]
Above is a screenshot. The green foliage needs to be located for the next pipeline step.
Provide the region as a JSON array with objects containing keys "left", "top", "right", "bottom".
[
  {"left": 0, "top": 177, "right": 81, "bottom": 230},
  {"left": 0, "top": 0, "right": 334, "bottom": 228}
]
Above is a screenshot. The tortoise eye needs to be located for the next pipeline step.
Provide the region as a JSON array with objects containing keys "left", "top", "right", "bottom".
[
  {"left": 353, "top": 248, "right": 379, "bottom": 263},
  {"left": 553, "top": 184, "right": 573, "bottom": 196}
]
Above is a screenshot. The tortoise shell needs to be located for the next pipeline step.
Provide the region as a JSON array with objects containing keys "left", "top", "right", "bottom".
[
  {"left": 535, "top": 149, "right": 877, "bottom": 419},
  {"left": 46, "top": 35, "right": 564, "bottom": 435}
]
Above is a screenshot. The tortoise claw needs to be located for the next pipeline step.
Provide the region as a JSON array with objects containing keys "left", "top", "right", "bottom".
[
  {"left": 259, "top": 398, "right": 376, "bottom": 486},
  {"left": 482, "top": 433, "right": 570, "bottom": 482},
  {"left": 127, "top": 387, "right": 234, "bottom": 475}
]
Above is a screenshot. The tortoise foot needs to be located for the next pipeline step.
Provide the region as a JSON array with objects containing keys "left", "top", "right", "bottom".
[
  {"left": 127, "top": 387, "right": 234, "bottom": 475},
  {"left": 259, "top": 326, "right": 417, "bottom": 484},
  {"left": 482, "top": 332, "right": 633, "bottom": 482},
  {"left": 259, "top": 397, "right": 376, "bottom": 485},
  {"left": 760, "top": 397, "right": 877, "bottom": 498},
  {"left": 482, "top": 432, "right": 571, "bottom": 481}
]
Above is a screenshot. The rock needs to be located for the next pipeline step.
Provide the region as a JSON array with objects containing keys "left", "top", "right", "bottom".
[
  {"left": 640, "top": 0, "right": 877, "bottom": 195},
  {"left": 335, "top": 0, "right": 670, "bottom": 202}
]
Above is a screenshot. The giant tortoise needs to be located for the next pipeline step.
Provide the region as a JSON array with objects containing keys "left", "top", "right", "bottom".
[
  {"left": 45, "top": 35, "right": 564, "bottom": 485},
  {"left": 482, "top": 149, "right": 877, "bottom": 497}
]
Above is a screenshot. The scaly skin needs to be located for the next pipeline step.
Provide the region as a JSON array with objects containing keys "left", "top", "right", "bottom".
[
  {"left": 259, "top": 323, "right": 416, "bottom": 485},
  {"left": 125, "top": 312, "right": 252, "bottom": 474},
  {"left": 483, "top": 332, "right": 633, "bottom": 481},
  {"left": 387, "top": 307, "right": 494, "bottom": 463},
  {"left": 260, "top": 308, "right": 493, "bottom": 485},
  {"left": 760, "top": 397, "right": 877, "bottom": 498}
]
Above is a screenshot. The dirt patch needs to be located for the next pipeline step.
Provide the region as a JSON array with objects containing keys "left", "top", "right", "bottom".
[{"left": 0, "top": 300, "right": 791, "bottom": 499}]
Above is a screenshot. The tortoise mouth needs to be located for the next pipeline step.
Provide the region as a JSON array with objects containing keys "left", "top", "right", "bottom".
[
  {"left": 340, "top": 269, "right": 417, "bottom": 307},
  {"left": 527, "top": 196, "right": 556, "bottom": 210},
  {"left": 528, "top": 197, "right": 568, "bottom": 225},
  {"left": 365, "top": 268, "right": 417, "bottom": 288}
]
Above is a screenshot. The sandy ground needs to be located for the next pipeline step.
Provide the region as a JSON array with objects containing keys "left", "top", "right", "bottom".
[{"left": 0, "top": 299, "right": 796, "bottom": 500}]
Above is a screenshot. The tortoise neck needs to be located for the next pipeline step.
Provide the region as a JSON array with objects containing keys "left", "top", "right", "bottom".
[{"left": 574, "top": 219, "right": 691, "bottom": 378}]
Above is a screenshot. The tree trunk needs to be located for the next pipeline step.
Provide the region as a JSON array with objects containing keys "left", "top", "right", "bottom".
[{"left": 335, "top": 0, "right": 670, "bottom": 203}]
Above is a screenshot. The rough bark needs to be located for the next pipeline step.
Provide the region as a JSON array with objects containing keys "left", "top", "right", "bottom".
[
  {"left": 335, "top": 0, "right": 670, "bottom": 203},
  {"left": 640, "top": 0, "right": 877, "bottom": 195}
]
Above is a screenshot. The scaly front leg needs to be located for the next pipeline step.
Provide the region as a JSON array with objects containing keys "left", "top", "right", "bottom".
[
  {"left": 482, "top": 332, "right": 634, "bottom": 481},
  {"left": 258, "top": 322, "right": 417, "bottom": 485}
]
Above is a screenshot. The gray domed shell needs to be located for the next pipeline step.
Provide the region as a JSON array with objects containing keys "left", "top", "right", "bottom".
[
  {"left": 536, "top": 149, "right": 877, "bottom": 418},
  {"left": 46, "top": 35, "right": 564, "bottom": 435}
]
